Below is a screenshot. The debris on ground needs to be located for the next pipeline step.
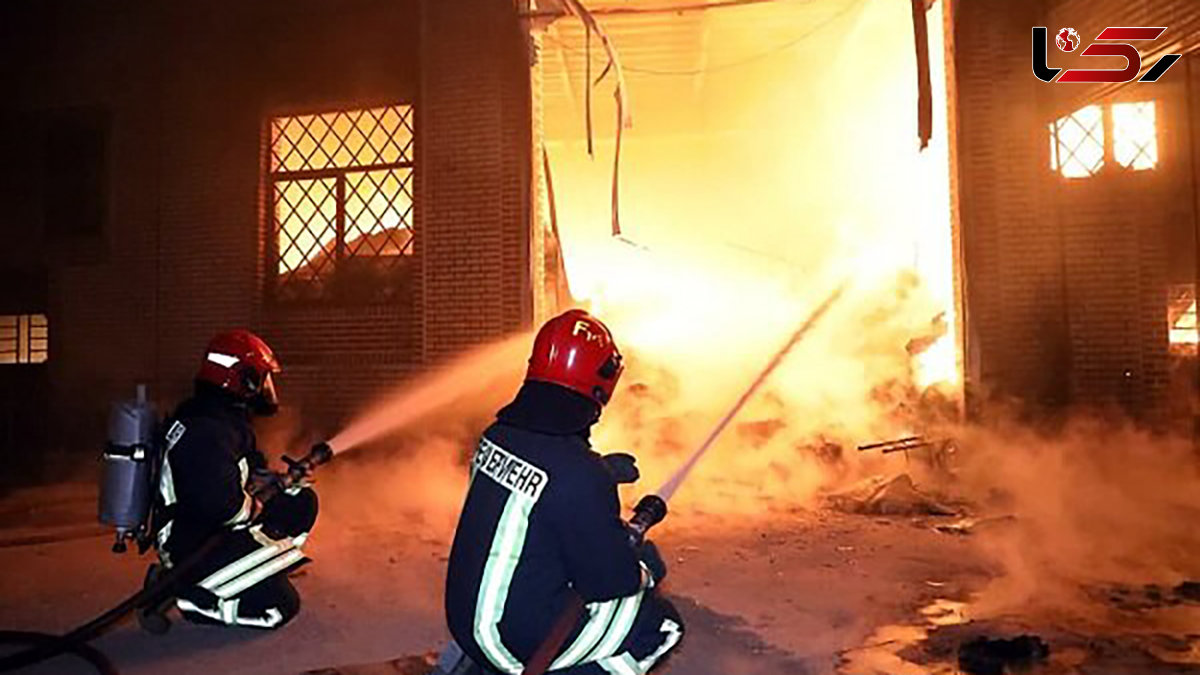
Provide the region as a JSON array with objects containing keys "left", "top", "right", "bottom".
[
  {"left": 905, "top": 609, "right": 1199, "bottom": 675},
  {"left": 1175, "top": 581, "right": 1200, "bottom": 603},
  {"left": 957, "top": 635, "right": 1050, "bottom": 675},
  {"left": 856, "top": 435, "right": 957, "bottom": 473},
  {"left": 933, "top": 517, "right": 976, "bottom": 535},
  {"left": 934, "top": 515, "right": 1017, "bottom": 536},
  {"left": 824, "top": 476, "right": 887, "bottom": 510},
  {"left": 1098, "top": 581, "right": 1200, "bottom": 611},
  {"left": 827, "top": 474, "right": 957, "bottom": 516}
]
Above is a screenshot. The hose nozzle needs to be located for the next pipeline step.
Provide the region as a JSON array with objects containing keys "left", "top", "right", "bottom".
[
  {"left": 308, "top": 441, "right": 334, "bottom": 466},
  {"left": 627, "top": 494, "right": 668, "bottom": 543},
  {"left": 281, "top": 441, "right": 334, "bottom": 485}
]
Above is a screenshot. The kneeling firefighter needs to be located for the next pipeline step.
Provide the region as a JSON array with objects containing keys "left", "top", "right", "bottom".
[
  {"left": 153, "top": 329, "right": 318, "bottom": 629},
  {"left": 444, "top": 310, "right": 684, "bottom": 675}
]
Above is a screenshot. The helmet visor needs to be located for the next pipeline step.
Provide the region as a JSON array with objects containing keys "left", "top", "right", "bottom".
[{"left": 254, "top": 371, "right": 280, "bottom": 416}]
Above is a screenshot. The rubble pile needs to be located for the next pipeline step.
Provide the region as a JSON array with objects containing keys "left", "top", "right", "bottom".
[{"left": 826, "top": 474, "right": 956, "bottom": 516}]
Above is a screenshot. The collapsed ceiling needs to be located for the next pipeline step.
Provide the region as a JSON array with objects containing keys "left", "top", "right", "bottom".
[{"left": 532, "top": 0, "right": 867, "bottom": 139}]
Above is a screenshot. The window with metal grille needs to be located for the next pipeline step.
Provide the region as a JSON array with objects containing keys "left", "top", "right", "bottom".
[
  {"left": 269, "top": 105, "right": 415, "bottom": 301},
  {"left": 1050, "top": 104, "right": 1104, "bottom": 178},
  {"left": 1049, "top": 101, "right": 1159, "bottom": 178},
  {"left": 1112, "top": 101, "right": 1157, "bottom": 171},
  {"left": 0, "top": 314, "right": 48, "bottom": 365}
]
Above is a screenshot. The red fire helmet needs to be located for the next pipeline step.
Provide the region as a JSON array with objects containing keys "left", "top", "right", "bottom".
[
  {"left": 196, "top": 329, "right": 282, "bottom": 408},
  {"left": 526, "top": 309, "right": 624, "bottom": 406}
]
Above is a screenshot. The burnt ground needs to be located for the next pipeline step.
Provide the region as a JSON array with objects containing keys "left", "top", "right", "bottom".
[{"left": 0, "top": 482, "right": 1197, "bottom": 674}]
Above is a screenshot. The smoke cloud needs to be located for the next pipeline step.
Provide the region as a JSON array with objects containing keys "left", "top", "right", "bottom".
[{"left": 950, "top": 417, "right": 1200, "bottom": 624}]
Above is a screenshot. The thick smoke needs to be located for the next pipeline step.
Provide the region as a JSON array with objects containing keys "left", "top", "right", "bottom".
[{"left": 950, "top": 417, "right": 1200, "bottom": 623}]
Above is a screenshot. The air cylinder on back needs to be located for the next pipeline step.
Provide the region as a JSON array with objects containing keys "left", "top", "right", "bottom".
[{"left": 99, "top": 385, "right": 158, "bottom": 553}]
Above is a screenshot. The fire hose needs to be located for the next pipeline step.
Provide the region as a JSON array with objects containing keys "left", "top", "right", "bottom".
[
  {"left": 518, "top": 283, "right": 847, "bottom": 675},
  {"left": 653, "top": 283, "right": 845, "bottom": 502},
  {"left": 0, "top": 443, "right": 334, "bottom": 674},
  {"left": 0, "top": 534, "right": 225, "bottom": 674}
]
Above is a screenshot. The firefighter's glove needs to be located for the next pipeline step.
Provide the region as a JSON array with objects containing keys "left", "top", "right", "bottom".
[
  {"left": 284, "top": 478, "right": 312, "bottom": 496},
  {"left": 282, "top": 468, "right": 314, "bottom": 496},
  {"left": 260, "top": 487, "right": 319, "bottom": 540},
  {"left": 247, "top": 468, "right": 280, "bottom": 499},
  {"left": 638, "top": 539, "right": 668, "bottom": 586},
  {"left": 601, "top": 452, "right": 640, "bottom": 485}
]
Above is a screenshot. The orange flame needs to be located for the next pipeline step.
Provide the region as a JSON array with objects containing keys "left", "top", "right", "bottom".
[{"left": 543, "top": 0, "right": 959, "bottom": 511}]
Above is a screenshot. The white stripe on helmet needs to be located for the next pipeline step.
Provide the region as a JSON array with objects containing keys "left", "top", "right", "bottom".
[{"left": 207, "top": 352, "right": 240, "bottom": 368}]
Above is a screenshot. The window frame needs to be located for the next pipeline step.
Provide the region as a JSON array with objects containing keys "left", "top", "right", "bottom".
[
  {"left": 263, "top": 102, "right": 417, "bottom": 305},
  {"left": 0, "top": 314, "right": 49, "bottom": 366},
  {"left": 1050, "top": 104, "right": 1106, "bottom": 179},
  {"left": 1049, "top": 99, "right": 1160, "bottom": 180},
  {"left": 1110, "top": 100, "right": 1158, "bottom": 172}
]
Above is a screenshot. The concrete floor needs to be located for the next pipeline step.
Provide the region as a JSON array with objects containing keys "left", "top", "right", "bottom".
[{"left": 1, "top": 481, "right": 1197, "bottom": 675}]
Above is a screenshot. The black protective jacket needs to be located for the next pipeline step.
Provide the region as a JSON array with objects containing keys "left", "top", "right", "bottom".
[
  {"left": 155, "top": 386, "right": 264, "bottom": 563},
  {"left": 445, "top": 383, "right": 657, "bottom": 674}
]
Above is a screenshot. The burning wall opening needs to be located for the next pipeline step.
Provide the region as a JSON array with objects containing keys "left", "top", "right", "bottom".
[{"left": 535, "top": 0, "right": 960, "bottom": 511}]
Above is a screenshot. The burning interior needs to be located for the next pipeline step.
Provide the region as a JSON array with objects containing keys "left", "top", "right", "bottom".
[{"left": 531, "top": 0, "right": 961, "bottom": 511}]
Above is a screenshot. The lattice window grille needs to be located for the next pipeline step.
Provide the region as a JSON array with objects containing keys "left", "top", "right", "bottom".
[
  {"left": 1050, "top": 104, "right": 1105, "bottom": 178},
  {"left": 269, "top": 105, "right": 415, "bottom": 299}
]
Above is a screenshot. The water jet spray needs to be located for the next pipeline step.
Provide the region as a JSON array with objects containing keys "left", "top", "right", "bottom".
[{"left": 324, "top": 334, "right": 532, "bottom": 457}]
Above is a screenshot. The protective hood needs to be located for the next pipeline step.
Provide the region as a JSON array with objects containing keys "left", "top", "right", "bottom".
[{"left": 496, "top": 380, "right": 600, "bottom": 437}]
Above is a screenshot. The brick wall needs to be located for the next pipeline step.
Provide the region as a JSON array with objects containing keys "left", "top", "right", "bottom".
[
  {"left": 955, "top": 0, "right": 1070, "bottom": 416},
  {"left": 1055, "top": 172, "right": 1171, "bottom": 423},
  {"left": 0, "top": 0, "right": 534, "bottom": 464},
  {"left": 420, "top": 0, "right": 533, "bottom": 363},
  {"left": 150, "top": 1, "right": 433, "bottom": 432},
  {"left": 956, "top": 0, "right": 1190, "bottom": 426},
  {"left": 1040, "top": 2, "right": 1193, "bottom": 426},
  {"left": 0, "top": 4, "right": 165, "bottom": 465}
]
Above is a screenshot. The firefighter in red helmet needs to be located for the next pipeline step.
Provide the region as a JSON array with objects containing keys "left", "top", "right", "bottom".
[
  {"left": 193, "top": 329, "right": 282, "bottom": 417},
  {"left": 443, "top": 310, "right": 683, "bottom": 675},
  {"left": 149, "top": 329, "right": 318, "bottom": 630}
]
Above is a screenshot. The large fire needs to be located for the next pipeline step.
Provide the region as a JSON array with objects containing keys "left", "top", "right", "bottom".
[{"left": 542, "top": 0, "right": 959, "bottom": 510}]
